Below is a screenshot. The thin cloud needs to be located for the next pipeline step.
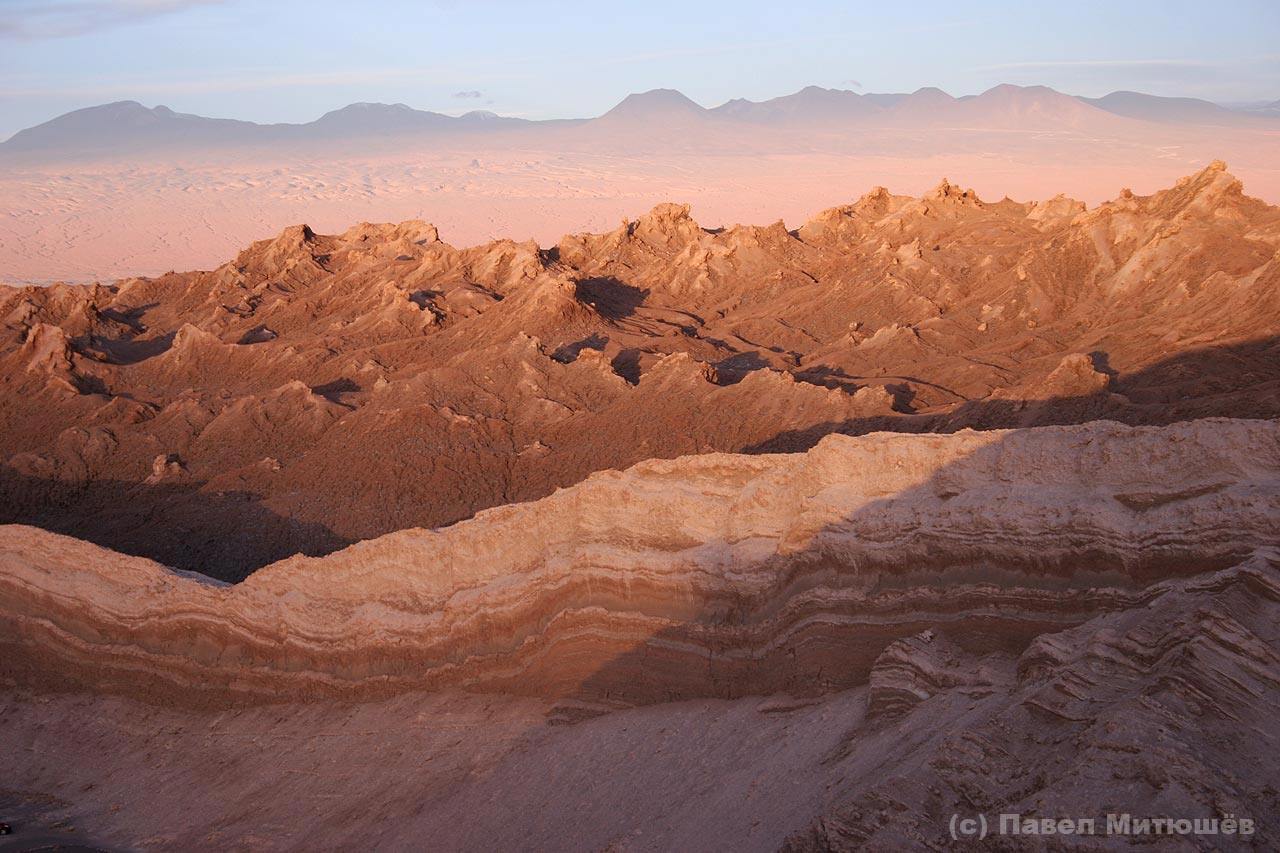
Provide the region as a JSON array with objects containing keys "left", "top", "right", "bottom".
[
  {"left": 0, "top": 0, "right": 222, "bottom": 39},
  {"left": 0, "top": 67, "right": 453, "bottom": 99},
  {"left": 598, "top": 32, "right": 858, "bottom": 67},
  {"left": 453, "top": 90, "right": 484, "bottom": 99},
  {"left": 982, "top": 59, "right": 1212, "bottom": 71}
]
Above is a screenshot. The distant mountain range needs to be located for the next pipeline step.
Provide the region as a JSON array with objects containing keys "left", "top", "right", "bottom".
[
  {"left": 2, "top": 84, "right": 1275, "bottom": 158},
  {"left": 0, "top": 100, "right": 548, "bottom": 155}
]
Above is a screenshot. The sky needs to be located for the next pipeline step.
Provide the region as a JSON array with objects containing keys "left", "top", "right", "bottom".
[{"left": 1, "top": 0, "right": 1278, "bottom": 139}]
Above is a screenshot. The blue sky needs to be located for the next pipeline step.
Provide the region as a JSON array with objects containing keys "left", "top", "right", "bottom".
[{"left": 1, "top": 0, "right": 1277, "bottom": 138}]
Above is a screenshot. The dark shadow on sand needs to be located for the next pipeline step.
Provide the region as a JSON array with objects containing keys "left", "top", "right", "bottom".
[
  {"left": 1, "top": 337, "right": 1276, "bottom": 585},
  {"left": 0, "top": 469, "right": 351, "bottom": 582}
]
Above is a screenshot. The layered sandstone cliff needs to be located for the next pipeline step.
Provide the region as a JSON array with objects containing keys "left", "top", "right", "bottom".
[{"left": 3, "top": 418, "right": 1276, "bottom": 711}]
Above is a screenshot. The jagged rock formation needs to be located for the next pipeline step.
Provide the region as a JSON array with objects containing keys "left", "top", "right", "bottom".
[
  {"left": 2, "top": 164, "right": 1278, "bottom": 579},
  {"left": 3, "top": 168, "right": 1280, "bottom": 851},
  {"left": 2, "top": 418, "right": 1277, "bottom": 709}
]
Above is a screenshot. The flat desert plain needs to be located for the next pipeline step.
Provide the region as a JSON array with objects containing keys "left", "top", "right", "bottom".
[{"left": 3, "top": 118, "right": 1278, "bottom": 285}]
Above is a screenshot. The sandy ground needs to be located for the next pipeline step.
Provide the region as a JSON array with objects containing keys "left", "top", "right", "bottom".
[
  {"left": 0, "top": 688, "right": 871, "bottom": 852},
  {"left": 2, "top": 123, "right": 1277, "bottom": 285},
  {"left": 0, "top": 791, "right": 115, "bottom": 852}
]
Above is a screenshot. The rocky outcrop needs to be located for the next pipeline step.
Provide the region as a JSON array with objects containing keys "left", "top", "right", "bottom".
[
  {"left": 2, "top": 166, "right": 1278, "bottom": 577},
  {"left": 2, "top": 418, "right": 1276, "bottom": 708},
  {"left": 786, "top": 553, "right": 1280, "bottom": 850}
]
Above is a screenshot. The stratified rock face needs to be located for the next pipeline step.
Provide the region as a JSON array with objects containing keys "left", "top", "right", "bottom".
[
  {"left": 785, "top": 556, "right": 1280, "bottom": 850},
  {"left": 2, "top": 419, "right": 1276, "bottom": 710},
  {"left": 1, "top": 165, "right": 1278, "bottom": 579}
]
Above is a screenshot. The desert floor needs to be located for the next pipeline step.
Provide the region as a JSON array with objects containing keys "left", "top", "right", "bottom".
[
  {"left": 1, "top": 687, "right": 875, "bottom": 852},
  {"left": 3, "top": 124, "right": 1278, "bottom": 285}
]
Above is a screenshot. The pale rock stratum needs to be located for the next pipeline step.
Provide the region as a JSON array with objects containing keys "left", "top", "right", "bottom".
[
  {"left": 3, "top": 419, "right": 1280, "bottom": 849},
  {"left": 3, "top": 418, "right": 1278, "bottom": 706}
]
